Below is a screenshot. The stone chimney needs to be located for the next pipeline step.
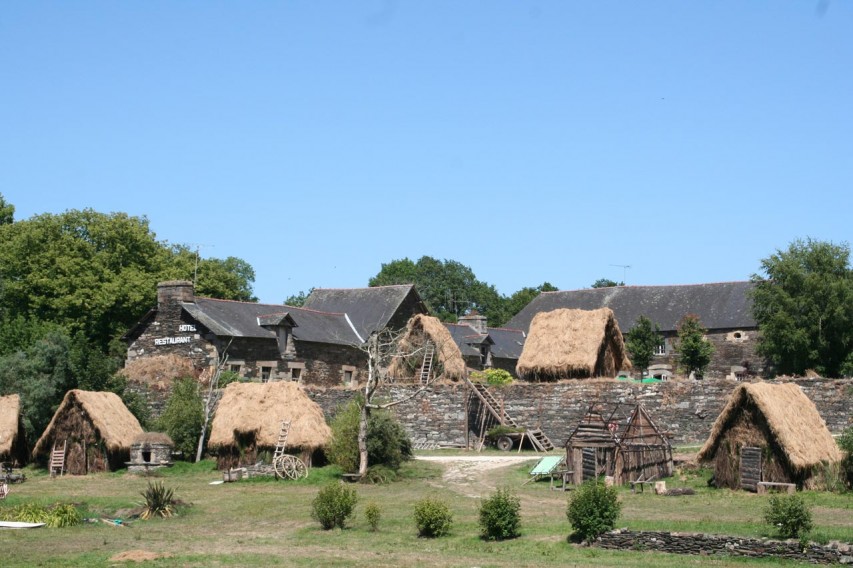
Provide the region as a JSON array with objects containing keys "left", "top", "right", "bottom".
[
  {"left": 458, "top": 310, "right": 488, "bottom": 334},
  {"left": 157, "top": 280, "right": 195, "bottom": 308}
]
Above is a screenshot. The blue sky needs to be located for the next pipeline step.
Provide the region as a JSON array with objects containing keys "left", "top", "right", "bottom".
[{"left": 2, "top": 2, "right": 851, "bottom": 305}]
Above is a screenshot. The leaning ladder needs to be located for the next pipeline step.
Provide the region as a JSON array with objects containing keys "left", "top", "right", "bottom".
[
  {"left": 273, "top": 420, "right": 291, "bottom": 463},
  {"left": 418, "top": 342, "right": 435, "bottom": 385},
  {"left": 50, "top": 440, "right": 67, "bottom": 478}
]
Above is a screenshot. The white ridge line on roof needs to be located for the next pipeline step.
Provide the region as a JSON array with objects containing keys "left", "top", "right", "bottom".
[{"left": 344, "top": 314, "right": 364, "bottom": 343}]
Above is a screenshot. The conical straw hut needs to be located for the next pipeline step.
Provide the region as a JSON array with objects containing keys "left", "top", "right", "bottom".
[
  {"left": 0, "top": 394, "right": 28, "bottom": 466},
  {"left": 388, "top": 314, "right": 467, "bottom": 381}
]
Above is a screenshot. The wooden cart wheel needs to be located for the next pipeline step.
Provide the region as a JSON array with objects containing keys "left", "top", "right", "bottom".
[
  {"left": 289, "top": 456, "right": 308, "bottom": 479},
  {"left": 273, "top": 455, "right": 287, "bottom": 478},
  {"left": 496, "top": 436, "right": 514, "bottom": 451}
]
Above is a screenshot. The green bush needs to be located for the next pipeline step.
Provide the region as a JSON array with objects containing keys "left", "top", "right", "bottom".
[
  {"left": 838, "top": 426, "right": 853, "bottom": 490},
  {"left": 470, "top": 368, "right": 513, "bottom": 387},
  {"left": 764, "top": 494, "right": 813, "bottom": 539},
  {"left": 311, "top": 483, "right": 358, "bottom": 530},
  {"left": 413, "top": 497, "right": 453, "bottom": 538},
  {"left": 478, "top": 487, "right": 521, "bottom": 540},
  {"left": 45, "top": 503, "right": 82, "bottom": 528},
  {"left": 566, "top": 479, "right": 622, "bottom": 542},
  {"left": 0, "top": 502, "right": 81, "bottom": 527},
  {"left": 327, "top": 400, "right": 412, "bottom": 474},
  {"left": 364, "top": 502, "right": 381, "bottom": 532},
  {"left": 140, "top": 481, "right": 177, "bottom": 519},
  {"left": 156, "top": 377, "right": 204, "bottom": 460}
]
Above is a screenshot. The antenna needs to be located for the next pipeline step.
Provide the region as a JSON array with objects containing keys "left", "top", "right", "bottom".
[
  {"left": 186, "top": 243, "right": 214, "bottom": 286},
  {"left": 609, "top": 264, "right": 631, "bottom": 284}
]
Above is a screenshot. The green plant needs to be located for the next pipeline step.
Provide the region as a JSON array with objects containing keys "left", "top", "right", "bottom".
[
  {"left": 625, "top": 315, "right": 661, "bottom": 376},
  {"left": 838, "top": 426, "right": 853, "bottom": 491},
  {"left": 45, "top": 503, "right": 82, "bottom": 528},
  {"left": 311, "top": 482, "right": 358, "bottom": 530},
  {"left": 566, "top": 479, "right": 622, "bottom": 542},
  {"left": 764, "top": 494, "right": 813, "bottom": 539},
  {"left": 0, "top": 502, "right": 81, "bottom": 527},
  {"left": 140, "top": 481, "right": 177, "bottom": 519},
  {"left": 327, "top": 399, "right": 412, "bottom": 474},
  {"left": 478, "top": 487, "right": 521, "bottom": 540},
  {"left": 413, "top": 497, "right": 453, "bottom": 538},
  {"left": 470, "top": 368, "right": 513, "bottom": 387},
  {"left": 217, "top": 369, "right": 242, "bottom": 387},
  {"left": 156, "top": 377, "right": 204, "bottom": 460},
  {"left": 673, "top": 314, "right": 714, "bottom": 377},
  {"left": 364, "top": 502, "right": 381, "bottom": 532}
]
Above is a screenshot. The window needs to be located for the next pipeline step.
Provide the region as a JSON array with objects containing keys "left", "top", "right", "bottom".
[
  {"left": 343, "top": 370, "right": 353, "bottom": 384},
  {"left": 229, "top": 364, "right": 242, "bottom": 374},
  {"left": 291, "top": 367, "right": 302, "bottom": 381},
  {"left": 654, "top": 340, "right": 666, "bottom": 356},
  {"left": 260, "top": 366, "right": 272, "bottom": 383},
  {"left": 288, "top": 362, "right": 306, "bottom": 382},
  {"left": 341, "top": 365, "right": 357, "bottom": 386}
]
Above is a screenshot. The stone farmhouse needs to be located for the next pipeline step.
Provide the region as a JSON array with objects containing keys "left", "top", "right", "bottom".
[
  {"left": 123, "top": 281, "right": 427, "bottom": 388},
  {"left": 506, "top": 281, "right": 761, "bottom": 379},
  {"left": 444, "top": 312, "right": 526, "bottom": 376}
]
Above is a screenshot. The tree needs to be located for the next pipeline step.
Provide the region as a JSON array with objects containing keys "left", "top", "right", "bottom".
[
  {"left": 674, "top": 314, "right": 714, "bottom": 377},
  {"left": 591, "top": 278, "right": 623, "bottom": 288},
  {"left": 157, "top": 377, "right": 204, "bottom": 460},
  {"left": 625, "top": 315, "right": 660, "bottom": 377},
  {"left": 284, "top": 288, "right": 314, "bottom": 307},
  {"left": 327, "top": 398, "right": 412, "bottom": 474},
  {"left": 751, "top": 238, "right": 853, "bottom": 377},
  {"left": 502, "top": 282, "right": 558, "bottom": 324},
  {"left": 0, "top": 193, "right": 14, "bottom": 225}
]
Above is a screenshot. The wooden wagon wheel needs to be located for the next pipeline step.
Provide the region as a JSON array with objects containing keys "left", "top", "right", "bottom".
[
  {"left": 274, "top": 455, "right": 308, "bottom": 480},
  {"left": 496, "top": 436, "right": 514, "bottom": 452}
]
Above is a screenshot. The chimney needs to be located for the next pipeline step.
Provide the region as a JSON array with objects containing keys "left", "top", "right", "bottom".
[
  {"left": 157, "top": 280, "right": 195, "bottom": 308},
  {"left": 458, "top": 310, "right": 488, "bottom": 334}
]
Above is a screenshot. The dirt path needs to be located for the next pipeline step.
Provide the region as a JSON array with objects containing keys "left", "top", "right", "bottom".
[{"left": 416, "top": 455, "right": 540, "bottom": 498}]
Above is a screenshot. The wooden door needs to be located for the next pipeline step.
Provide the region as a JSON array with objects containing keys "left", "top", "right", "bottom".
[{"left": 740, "top": 446, "right": 762, "bottom": 492}]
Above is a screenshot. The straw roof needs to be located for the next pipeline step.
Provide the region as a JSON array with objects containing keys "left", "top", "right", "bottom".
[
  {"left": 389, "top": 314, "right": 467, "bottom": 381},
  {"left": 516, "top": 308, "right": 631, "bottom": 378},
  {"left": 697, "top": 382, "right": 842, "bottom": 471},
  {"left": 133, "top": 432, "right": 174, "bottom": 446},
  {"left": 208, "top": 381, "right": 331, "bottom": 451},
  {"left": 119, "top": 354, "right": 197, "bottom": 388},
  {"left": 0, "top": 394, "right": 23, "bottom": 457},
  {"left": 32, "top": 390, "right": 144, "bottom": 457}
]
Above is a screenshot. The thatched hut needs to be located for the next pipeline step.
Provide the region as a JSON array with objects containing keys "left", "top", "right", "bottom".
[
  {"left": 697, "top": 382, "right": 842, "bottom": 491},
  {"left": 516, "top": 308, "right": 631, "bottom": 380},
  {"left": 208, "top": 381, "right": 331, "bottom": 470},
  {"left": 32, "top": 390, "right": 144, "bottom": 474},
  {"left": 388, "top": 314, "right": 467, "bottom": 382},
  {"left": 0, "top": 394, "right": 28, "bottom": 466}
]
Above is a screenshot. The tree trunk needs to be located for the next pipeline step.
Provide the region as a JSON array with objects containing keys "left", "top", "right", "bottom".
[{"left": 358, "top": 403, "right": 370, "bottom": 477}]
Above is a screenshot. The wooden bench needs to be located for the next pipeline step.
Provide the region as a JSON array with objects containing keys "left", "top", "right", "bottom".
[
  {"left": 630, "top": 481, "right": 656, "bottom": 493},
  {"left": 757, "top": 482, "right": 795, "bottom": 494}
]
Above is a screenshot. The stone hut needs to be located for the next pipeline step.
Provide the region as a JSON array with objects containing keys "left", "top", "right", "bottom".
[{"left": 128, "top": 432, "right": 174, "bottom": 474}]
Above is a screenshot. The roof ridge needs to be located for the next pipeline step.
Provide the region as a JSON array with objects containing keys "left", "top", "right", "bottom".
[
  {"left": 194, "top": 297, "right": 348, "bottom": 318},
  {"left": 543, "top": 280, "right": 752, "bottom": 294},
  {"left": 313, "top": 284, "right": 413, "bottom": 291}
]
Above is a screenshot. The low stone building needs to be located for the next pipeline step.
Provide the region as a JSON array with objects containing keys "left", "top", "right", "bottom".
[
  {"left": 444, "top": 312, "right": 526, "bottom": 377},
  {"left": 123, "top": 281, "right": 427, "bottom": 388},
  {"left": 506, "top": 281, "right": 762, "bottom": 379}
]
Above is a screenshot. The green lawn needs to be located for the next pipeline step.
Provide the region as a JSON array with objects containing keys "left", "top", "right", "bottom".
[{"left": 1, "top": 455, "right": 850, "bottom": 567}]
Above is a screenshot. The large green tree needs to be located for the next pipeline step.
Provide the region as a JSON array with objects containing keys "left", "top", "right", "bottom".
[
  {"left": 674, "top": 314, "right": 714, "bottom": 377},
  {"left": 591, "top": 278, "right": 623, "bottom": 288},
  {"left": 625, "top": 315, "right": 660, "bottom": 377},
  {"left": 751, "top": 238, "right": 853, "bottom": 377},
  {"left": 0, "top": 192, "right": 14, "bottom": 225}
]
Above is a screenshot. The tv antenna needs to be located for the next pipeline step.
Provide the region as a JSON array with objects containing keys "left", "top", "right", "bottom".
[
  {"left": 187, "top": 243, "right": 214, "bottom": 286},
  {"left": 609, "top": 264, "right": 631, "bottom": 284}
]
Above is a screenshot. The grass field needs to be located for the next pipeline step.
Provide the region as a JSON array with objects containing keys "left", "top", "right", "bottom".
[{"left": 1, "top": 453, "right": 851, "bottom": 567}]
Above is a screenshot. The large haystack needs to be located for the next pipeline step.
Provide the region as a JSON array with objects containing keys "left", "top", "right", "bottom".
[
  {"left": 697, "top": 382, "right": 842, "bottom": 490},
  {"left": 0, "top": 394, "right": 28, "bottom": 466},
  {"left": 119, "top": 354, "right": 198, "bottom": 391},
  {"left": 208, "top": 381, "right": 331, "bottom": 469},
  {"left": 388, "top": 314, "right": 467, "bottom": 381},
  {"left": 32, "top": 390, "right": 144, "bottom": 474},
  {"left": 516, "top": 308, "right": 631, "bottom": 380}
]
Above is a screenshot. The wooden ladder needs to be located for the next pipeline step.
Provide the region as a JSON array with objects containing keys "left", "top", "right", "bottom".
[
  {"left": 526, "top": 428, "right": 555, "bottom": 452},
  {"left": 418, "top": 342, "right": 435, "bottom": 385},
  {"left": 273, "top": 420, "right": 291, "bottom": 462},
  {"left": 49, "top": 440, "right": 67, "bottom": 478}
]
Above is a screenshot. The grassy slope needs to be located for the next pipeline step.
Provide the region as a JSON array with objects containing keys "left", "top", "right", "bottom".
[{"left": 0, "top": 456, "right": 850, "bottom": 567}]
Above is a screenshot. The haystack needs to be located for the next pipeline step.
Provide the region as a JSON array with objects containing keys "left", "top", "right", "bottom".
[
  {"left": 388, "top": 314, "right": 467, "bottom": 381},
  {"left": 32, "top": 390, "right": 144, "bottom": 474},
  {"left": 516, "top": 308, "right": 631, "bottom": 380},
  {"left": 0, "top": 394, "right": 28, "bottom": 466},
  {"left": 119, "top": 354, "right": 197, "bottom": 391},
  {"left": 208, "top": 381, "right": 331, "bottom": 469},
  {"left": 697, "top": 382, "right": 842, "bottom": 491}
]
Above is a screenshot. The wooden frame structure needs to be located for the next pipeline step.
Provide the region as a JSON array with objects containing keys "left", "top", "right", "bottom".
[{"left": 564, "top": 402, "right": 672, "bottom": 487}]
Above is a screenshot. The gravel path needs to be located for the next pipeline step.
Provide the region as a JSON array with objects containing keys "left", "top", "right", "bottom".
[{"left": 415, "top": 455, "right": 540, "bottom": 495}]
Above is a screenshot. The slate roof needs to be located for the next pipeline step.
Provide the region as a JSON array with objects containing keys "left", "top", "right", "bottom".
[
  {"left": 302, "top": 285, "right": 425, "bottom": 338},
  {"left": 443, "top": 323, "right": 526, "bottom": 360},
  {"left": 186, "top": 298, "right": 362, "bottom": 345},
  {"left": 505, "top": 281, "right": 756, "bottom": 334},
  {"left": 444, "top": 323, "right": 490, "bottom": 357}
]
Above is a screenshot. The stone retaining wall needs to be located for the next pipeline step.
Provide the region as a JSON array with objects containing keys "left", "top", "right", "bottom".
[{"left": 595, "top": 529, "right": 853, "bottom": 564}]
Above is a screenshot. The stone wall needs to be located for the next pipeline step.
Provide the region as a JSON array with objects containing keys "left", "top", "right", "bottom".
[
  {"left": 306, "top": 378, "right": 853, "bottom": 448},
  {"left": 652, "top": 328, "right": 762, "bottom": 380},
  {"left": 595, "top": 529, "right": 853, "bottom": 565}
]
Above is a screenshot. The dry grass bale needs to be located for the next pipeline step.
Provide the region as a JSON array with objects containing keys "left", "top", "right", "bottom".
[
  {"left": 517, "top": 308, "right": 631, "bottom": 380},
  {"left": 0, "top": 394, "right": 28, "bottom": 465},
  {"left": 119, "top": 354, "right": 197, "bottom": 391},
  {"left": 697, "top": 382, "right": 842, "bottom": 490},
  {"left": 208, "top": 381, "right": 331, "bottom": 469},
  {"left": 388, "top": 314, "right": 467, "bottom": 381},
  {"left": 32, "top": 390, "right": 144, "bottom": 474},
  {"left": 132, "top": 432, "right": 174, "bottom": 446}
]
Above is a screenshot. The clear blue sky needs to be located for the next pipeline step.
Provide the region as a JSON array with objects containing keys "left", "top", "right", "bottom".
[{"left": 2, "top": 2, "right": 851, "bottom": 305}]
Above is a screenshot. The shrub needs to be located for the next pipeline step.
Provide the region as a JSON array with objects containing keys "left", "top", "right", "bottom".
[
  {"left": 364, "top": 502, "right": 381, "bottom": 532},
  {"left": 45, "top": 503, "right": 82, "bottom": 528},
  {"left": 413, "top": 497, "right": 453, "bottom": 538},
  {"left": 0, "top": 502, "right": 82, "bottom": 527},
  {"left": 764, "top": 494, "right": 813, "bottom": 539},
  {"left": 327, "top": 400, "right": 412, "bottom": 474},
  {"left": 470, "top": 368, "right": 513, "bottom": 387},
  {"left": 311, "top": 483, "right": 358, "bottom": 530},
  {"left": 838, "top": 426, "right": 853, "bottom": 490},
  {"left": 156, "top": 377, "right": 204, "bottom": 460},
  {"left": 478, "top": 487, "right": 521, "bottom": 540},
  {"left": 566, "top": 479, "right": 621, "bottom": 542},
  {"left": 140, "top": 481, "right": 177, "bottom": 519}
]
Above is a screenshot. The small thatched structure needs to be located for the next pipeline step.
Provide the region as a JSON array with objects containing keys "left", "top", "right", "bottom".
[
  {"left": 565, "top": 403, "right": 672, "bottom": 486},
  {"left": 516, "top": 308, "right": 631, "bottom": 380},
  {"left": 0, "top": 394, "right": 28, "bottom": 466},
  {"left": 32, "top": 390, "right": 144, "bottom": 474},
  {"left": 697, "top": 382, "right": 842, "bottom": 491},
  {"left": 208, "top": 381, "right": 331, "bottom": 470},
  {"left": 128, "top": 432, "right": 174, "bottom": 474},
  {"left": 388, "top": 314, "right": 467, "bottom": 382}
]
